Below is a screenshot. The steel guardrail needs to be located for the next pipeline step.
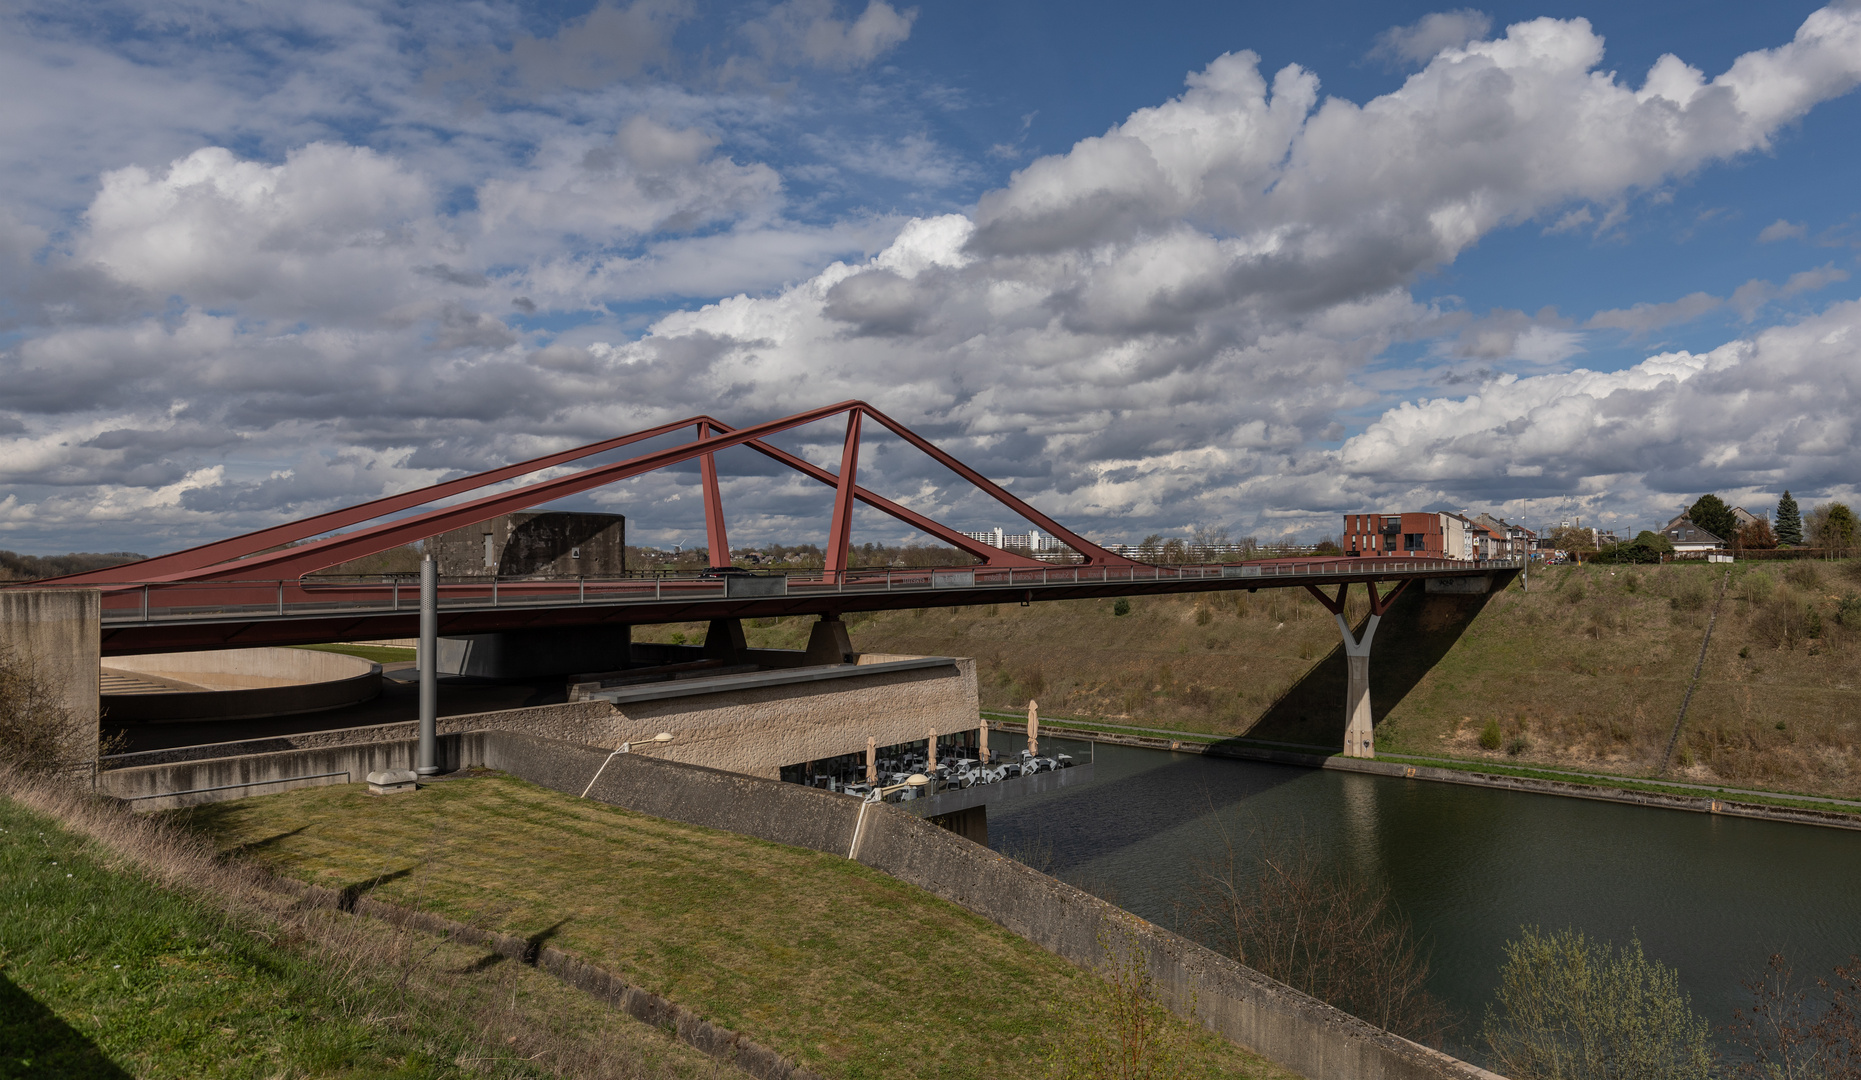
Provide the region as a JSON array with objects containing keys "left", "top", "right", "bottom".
[{"left": 48, "top": 556, "right": 1524, "bottom": 627}]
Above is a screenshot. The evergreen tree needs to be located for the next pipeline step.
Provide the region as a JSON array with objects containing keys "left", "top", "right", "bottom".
[
  {"left": 1776, "top": 490, "right": 1803, "bottom": 547},
  {"left": 1686, "top": 494, "right": 1738, "bottom": 544}
]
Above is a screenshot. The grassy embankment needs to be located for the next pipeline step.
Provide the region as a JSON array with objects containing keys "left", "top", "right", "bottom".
[
  {"left": 636, "top": 559, "right": 1861, "bottom": 802},
  {"left": 0, "top": 780, "right": 722, "bottom": 1080},
  {"left": 182, "top": 772, "right": 1294, "bottom": 1080}
]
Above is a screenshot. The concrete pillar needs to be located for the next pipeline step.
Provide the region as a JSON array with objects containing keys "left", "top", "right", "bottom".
[
  {"left": 865, "top": 735, "right": 876, "bottom": 784},
  {"left": 1027, "top": 700, "right": 1039, "bottom": 757},
  {"left": 979, "top": 720, "right": 990, "bottom": 763},
  {"left": 0, "top": 589, "right": 100, "bottom": 778},
  {"left": 1334, "top": 612, "right": 1382, "bottom": 759},
  {"left": 803, "top": 613, "right": 855, "bottom": 666},
  {"left": 702, "top": 618, "right": 749, "bottom": 664},
  {"left": 928, "top": 728, "right": 937, "bottom": 772}
]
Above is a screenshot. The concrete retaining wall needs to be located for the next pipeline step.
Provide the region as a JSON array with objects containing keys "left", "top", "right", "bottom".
[
  {"left": 487, "top": 732, "right": 1496, "bottom": 1080},
  {"left": 101, "top": 726, "right": 1496, "bottom": 1079},
  {"left": 0, "top": 588, "right": 100, "bottom": 768}
]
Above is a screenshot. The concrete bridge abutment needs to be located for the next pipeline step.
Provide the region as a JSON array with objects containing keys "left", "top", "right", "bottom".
[{"left": 0, "top": 588, "right": 102, "bottom": 774}]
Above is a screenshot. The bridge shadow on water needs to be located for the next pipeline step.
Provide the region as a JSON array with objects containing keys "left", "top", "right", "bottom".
[
  {"left": 0, "top": 973, "right": 134, "bottom": 1077},
  {"left": 1237, "top": 576, "right": 1511, "bottom": 750},
  {"left": 989, "top": 747, "right": 1313, "bottom": 880},
  {"left": 993, "top": 576, "right": 1513, "bottom": 880}
]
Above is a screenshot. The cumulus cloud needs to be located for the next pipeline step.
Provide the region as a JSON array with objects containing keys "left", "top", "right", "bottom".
[
  {"left": 1758, "top": 218, "right": 1809, "bottom": 242},
  {"left": 1369, "top": 10, "right": 1495, "bottom": 67},
  {"left": 1333, "top": 299, "right": 1861, "bottom": 509},
  {"left": 3, "top": 4, "right": 1861, "bottom": 553}
]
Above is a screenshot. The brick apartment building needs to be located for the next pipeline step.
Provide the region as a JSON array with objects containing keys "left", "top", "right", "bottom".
[{"left": 1341, "top": 512, "right": 1473, "bottom": 560}]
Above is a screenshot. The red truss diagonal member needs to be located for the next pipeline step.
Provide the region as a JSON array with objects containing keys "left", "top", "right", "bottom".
[
  {"left": 46, "top": 401, "right": 1138, "bottom": 586},
  {"left": 697, "top": 421, "right": 730, "bottom": 569},
  {"left": 823, "top": 410, "right": 862, "bottom": 577},
  {"left": 44, "top": 415, "right": 712, "bottom": 585},
  {"left": 1303, "top": 578, "right": 1412, "bottom": 617}
]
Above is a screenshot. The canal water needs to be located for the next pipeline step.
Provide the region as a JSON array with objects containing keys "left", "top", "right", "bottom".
[{"left": 983, "top": 733, "right": 1861, "bottom": 1057}]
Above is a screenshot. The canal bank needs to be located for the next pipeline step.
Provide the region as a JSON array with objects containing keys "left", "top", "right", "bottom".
[
  {"left": 982, "top": 714, "right": 1861, "bottom": 831},
  {"left": 974, "top": 728, "right": 1861, "bottom": 1064}
]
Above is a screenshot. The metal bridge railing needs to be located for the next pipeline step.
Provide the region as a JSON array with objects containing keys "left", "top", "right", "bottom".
[{"left": 44, "top": 556, "right": 1525, "bottom": 626}]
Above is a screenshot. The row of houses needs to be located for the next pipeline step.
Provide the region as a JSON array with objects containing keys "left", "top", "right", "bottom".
[{"left": 1340, "top": 512, "right": 1532, "bottom": 561}]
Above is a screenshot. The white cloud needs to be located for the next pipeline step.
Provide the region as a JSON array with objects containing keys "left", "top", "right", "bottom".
[
  {"left": 1331, "top": 300, "right": 1861, "bottom": 511},
  {"left": 1369, "top": 10, "right": 1495, "bottom": 67},
  {"left": 1758, "top": 218, "right": 1809, "bottom": 243},
  {"left": 737, "top": 1, "right": 916, "bottom": 73},
  {"left": 1587, "top": 291, "right": 1723, "bottom": 334},
  {"left": 4, "top": 5, "right": 1861, "bottom": 552}
]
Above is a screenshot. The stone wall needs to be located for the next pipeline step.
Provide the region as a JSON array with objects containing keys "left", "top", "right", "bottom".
[{"left": 0, "top": 588, "right": 101, "bottom": 769}]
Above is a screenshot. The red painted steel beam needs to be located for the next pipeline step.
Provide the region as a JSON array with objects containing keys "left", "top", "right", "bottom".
[
  {"left": 822, "top": 410, "right": 863, "bottom": 577},
  {"left": 43, "top": 415, "right": 715, "bottom": 585},
  {"left": 697, "top": 421, "right": 731, "bottom": 569},
  {"left": 853, "top": 403, "right": 1141, "bottom": 567},
  {"left": 166, "top": 401, "right": 866, "bottom": 583},
  {"left": 706, "top": 421, "right": 1044, "bottom": 568},
  {"left": 1369, "top": 578, "right": 1411, "bottom": 616}
]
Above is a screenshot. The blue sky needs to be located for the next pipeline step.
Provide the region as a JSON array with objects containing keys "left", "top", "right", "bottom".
[{"left": 1, "top": 0, "right": 1858, "bottom": 556}]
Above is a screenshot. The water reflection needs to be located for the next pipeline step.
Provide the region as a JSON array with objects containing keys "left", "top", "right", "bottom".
[{"left": 985, "top": 737, "right": 1861, "bottom": 1054}]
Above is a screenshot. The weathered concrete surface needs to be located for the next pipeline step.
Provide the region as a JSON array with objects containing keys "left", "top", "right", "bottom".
[
  {"left": 0, "top": 588, "right": 101, "bottom": 768},
  {"left": 431, "top": 510, "right": 625, "bottom": 579},
  {"left": 596, "top": 658, "right": 980, "bottom": 778},
  {"left": 99, "top": 732, "right": 491, "bottom": 810},
  {"left": 103, "top": 647, "right": 381, "bottom": 721}
]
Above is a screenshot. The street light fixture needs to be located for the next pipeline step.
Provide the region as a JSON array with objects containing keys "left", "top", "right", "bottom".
[{"left": 864, "top": 773, "right": 930, "bottom": 803}]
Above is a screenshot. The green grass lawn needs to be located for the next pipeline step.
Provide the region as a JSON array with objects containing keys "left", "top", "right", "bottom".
[
  {"left": 0, "top": 792, "right": 722, "bottom": 1080},
  {"left": 179, "top": 773, "right": 1296, "bottom": 1080}
]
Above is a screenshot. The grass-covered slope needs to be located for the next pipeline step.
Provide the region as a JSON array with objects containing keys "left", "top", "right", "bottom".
[
  {"left": 182, "top": 773, "right": 1294, "bottom": 1080},
  {"left": 0, "top": 783, "right": 732, "bottom": 1080},
  {"left": 635, "top": 559, "right": 1860, "bottom": 799}
]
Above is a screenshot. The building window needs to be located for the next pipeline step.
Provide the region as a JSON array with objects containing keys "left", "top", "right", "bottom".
[{"left": 1405, "top": 533, "right": 1424, "bottom": 550}]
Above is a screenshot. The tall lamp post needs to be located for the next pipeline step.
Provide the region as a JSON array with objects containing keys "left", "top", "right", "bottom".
[{"left": 416, "top": 551, "right": 438, "bottom": 777}]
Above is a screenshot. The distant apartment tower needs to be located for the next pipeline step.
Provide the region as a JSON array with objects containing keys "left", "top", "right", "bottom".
[
  {"left": 432, "top": 511, "right": 626, "bottom": 578},
  {"left": 1342, "top": 512, "right": 1472, "bottom": 560},
  {"left": 961, "top": 526, "right": 1061, "bottom": 553}
]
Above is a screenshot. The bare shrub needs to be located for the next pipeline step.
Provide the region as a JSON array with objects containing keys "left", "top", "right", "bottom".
[
  {"left": 1185, "top": 824, "right": 1453, "bottom": 1044},
  {"left": 1483, "top": 927, "right": 1713, "bottom": 1080},
  {"left": 1672, "top": 578, "right": 1712, "bottom": 613},
  {"left": 0, "top": 639, "right": 96, "bottom": 775},
  {"left": 1786, "top": 563, "right": 1825, "bottom": 590},
  {"left": 1752, "top": 590, "right": 1818, "bottom": 651},
  {"left": 1728, "top": 953, "right": 1861, "bottom": 1080},
  {"left": 1047, "top": 920, "right": 1194, "bottom": 1080}
]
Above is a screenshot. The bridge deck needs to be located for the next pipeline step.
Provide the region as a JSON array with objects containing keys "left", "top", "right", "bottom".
[{"left": 19, "top": 557, "right": 1519, "bottom": 655}]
